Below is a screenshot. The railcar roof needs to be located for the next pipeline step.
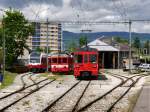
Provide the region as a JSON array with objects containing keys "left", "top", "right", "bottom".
[{"left": 48, "top": 53, "right": 71, "bottom": 57}]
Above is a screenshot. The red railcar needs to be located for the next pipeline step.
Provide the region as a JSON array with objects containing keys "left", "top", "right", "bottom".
[
  {"left": 73, "top": 48, "right": 99, "bottom": 78},
  {"left": 49, "top": 53, "right": 73, "bottom": 73}
]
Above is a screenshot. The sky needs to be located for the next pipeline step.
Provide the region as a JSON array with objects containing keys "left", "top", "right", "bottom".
[{"left": 0, "top": 0, "right": 150, "bottom": 33}]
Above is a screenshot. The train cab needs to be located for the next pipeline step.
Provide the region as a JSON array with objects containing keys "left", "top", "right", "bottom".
[
  {"left": 73, "top": 47, "right": 99, "bottom": 79},
  {"left": 27, "top": 52, "right": 47, "bottom": 72}
]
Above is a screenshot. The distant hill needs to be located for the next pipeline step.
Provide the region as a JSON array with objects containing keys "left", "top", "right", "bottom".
[{"left": 62, "top": 31, "right": 150, "bottom": 48}]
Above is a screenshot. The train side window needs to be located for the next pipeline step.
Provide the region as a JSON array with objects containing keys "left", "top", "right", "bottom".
[
  {"left": 68, "top": 57, "right": 73, "bottom": 63},
  {"left": 62, "top": 58, "right": 67, "bottom": 63},
  {"left": 89, "top": 54, "right": 97, "bottom": 63},
  {"left": 52, "top": 58, "right": 57, "bottom": 63},
  {"left": 84, "top": 55, "right": 88, "bottom": 63},
  {"left": 58, "top": 58, "right": 61, "bottom": 64},
  {"left": 74, "top": 55, "right": 83, "bottom": 63}
]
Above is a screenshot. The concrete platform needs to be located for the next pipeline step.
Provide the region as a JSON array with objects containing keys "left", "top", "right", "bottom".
[{"left": 133, "top": 86, "right": 150, "bottom": 112}]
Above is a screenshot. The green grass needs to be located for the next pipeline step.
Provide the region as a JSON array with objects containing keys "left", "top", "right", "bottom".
[{"left": 0, "top": 71, "right": 17, "bottom": 89}]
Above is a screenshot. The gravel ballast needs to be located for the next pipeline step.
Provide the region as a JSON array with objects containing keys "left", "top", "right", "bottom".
[{"left": 0, "top": 71, "right": 148, "bottom": 112}]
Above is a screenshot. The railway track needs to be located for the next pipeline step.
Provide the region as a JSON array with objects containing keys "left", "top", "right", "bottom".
[
  {"left": 0, "top": 71, "right": 148, "bottom": 112},
  {"left": 42, "top": 80, "right": 91, "bottom": 112},
  {"left": 77, "top": 72, "right": 148, "bottom": 112},
  {"left": 42, "top": 74, "right": 125, "bottom": 112},
  {"left": 107, "top": 73, "right": 148, "bottom": 112},
  {"left": 0, "top": 72, "right": 49, "bottom": 100},
  {"left": 71, "top": 81, "right": 91, "bottom": 112},
  {"left": 20, "top": 72, "right": 31, "bottom": 88},
  {"left": 106, "top": 72, "right": 135, "bottom": 86},
  {"left": 0, "top": 72, "right": 32, "bottom": 99},
  {"left": 28, "top": 73, "right": 40, "bottom": 89},
  {"left": 0, "top": 74, "right": 56, "bottom": 112}
]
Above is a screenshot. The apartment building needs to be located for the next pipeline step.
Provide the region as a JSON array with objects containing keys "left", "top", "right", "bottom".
[{"left": 27, "top": 22, "right": 62, "bottom": 53}]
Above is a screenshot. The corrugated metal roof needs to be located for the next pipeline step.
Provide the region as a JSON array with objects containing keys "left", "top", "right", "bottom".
[{"left": 88, "top": 39, "right": 119, "bottom": 51}]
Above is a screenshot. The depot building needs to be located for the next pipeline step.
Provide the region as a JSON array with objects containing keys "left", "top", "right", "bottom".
[{"left": 87, "top": 38, "right": 129, "bottom": 69}]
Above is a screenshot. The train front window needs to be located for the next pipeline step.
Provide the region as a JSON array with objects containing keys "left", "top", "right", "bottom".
[
  {"left": 89, "top": 54, "right": 97, "bottom": 63},
  {"left": 30, "top": 58, "right": 40, "bottom": 63},
  {"left": 30, "top": 52, "right": 41, "bottom": 63},
  {"left": 30, "top": 52, "right": 40, "bottom": 58},
  {"left": 74, "top": 55, "right": 83, "bottom": 63}
]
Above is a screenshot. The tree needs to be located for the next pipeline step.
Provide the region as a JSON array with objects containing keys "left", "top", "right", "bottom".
[
  {"left": 68, "top": 41, "right": 78, "bottom": 53},
  {"left": 79, "top": 35, "right": 87, "bottom": 47},
  {"left": 0, "top": 9, "right": 34, "bottom": 66},
  {"left": 0, "top": 48, "right": 3, "bottom": 64},
  {"left": 132, "top": 37, "right": 141, "bottom": 49},
  {"left": 114, "top": 36, "right": 128, "bottom": 44},
  {"left": 44, "top": 47, "right": 51, "bottom": 53},
  {"left": 0, "top": 29, "right": 2, "bottom": 45},
  {"left": 144, "top": 40, "right": 150, "bottom": 54},
  {"left": 35, "top": 47, "right": 43, "bottom": 52}
]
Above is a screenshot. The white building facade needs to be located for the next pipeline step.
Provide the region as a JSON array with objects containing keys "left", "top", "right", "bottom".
[{"left": 27, "top": 22, "right": 62, "bottom": 53}]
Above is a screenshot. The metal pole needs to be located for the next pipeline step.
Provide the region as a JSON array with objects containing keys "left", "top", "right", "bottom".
[
  {"left": 61, "top": 24, "right": 63, "bottom": 52},
  {"left": 102, "top": 53, "right": 105, "bottom": 73},
  {"left": 118, "top": 47, "right": 120, "bottom": 69},
  {"left": 129, "top": 20, "right": 132, "bottom": 74},
  {"left": 2, "top": 15, "right": 5, "bottom": 83},
  {"left": 46, "top": 18, "right": 49, "bottom": 72}
]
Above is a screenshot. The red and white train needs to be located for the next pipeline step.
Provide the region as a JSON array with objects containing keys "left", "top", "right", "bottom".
[
  {"left": 49, "top": 53, "right": 73, "bottom": 73},
  {"left": 27, "top": 52, "right": 47, "bottom": 72},
  {"left": 27, "top": 52, "right": 73, "bottom": 73},
  {"left": 27, "top": 47, "right": 99, "bottom": 78}
]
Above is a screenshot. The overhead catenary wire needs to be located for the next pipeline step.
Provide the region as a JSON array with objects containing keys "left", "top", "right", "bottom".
[
  {"left": 24, "top": 0, "right": 38, "bottom": 20},
  {"left": 75, "top": 0, "right": 89, "bottom": 32},
  {"left": 9, "top": 0, "right": 17, "bottom": 10},
  {"left": 81, "top": 0, "right": 92, "bottom": 32},
  {"left": 70, "top": 2, "right": 80, "bottom": 22},
  {"left": 76, "top": 0, "right": 84, "bottom": 21},
  {"left": 33, "top": 0, "right": 43, "bottom": 21},
  {"left": 119, "top": 0, "right": 128, "bottom": 20},
  {"left": 110, "top": 0, "right": 126, "bottom": 21},
  {"left": 70, "top": 2, "right": 83, "bottom": 33}
]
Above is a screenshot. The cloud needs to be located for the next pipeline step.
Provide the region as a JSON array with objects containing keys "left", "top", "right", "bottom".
[
  {"left": 0, "top": 0, "right": 63, "bottom": 9},
  {"left": 22, "top": 3, "right": 61, "bottom": 21},
  {"left": 1, "top": 0, "right": 150, "bottom": 33}
]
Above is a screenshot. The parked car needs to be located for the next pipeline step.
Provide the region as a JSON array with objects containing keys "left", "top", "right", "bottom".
[{"left": 138, "top": 63, "right": 150, "bottom": 71}]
